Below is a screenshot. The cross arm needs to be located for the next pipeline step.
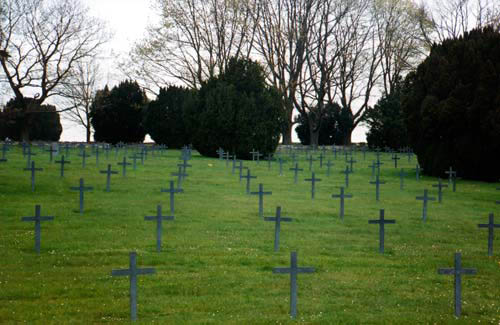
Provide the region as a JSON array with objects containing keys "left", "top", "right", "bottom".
[
  {"left": 21, "top": 216, "right": 54, "bottom": 222},
  {"left": 111, "top": 269, "right": 131, "bottom": 276},
  {"left": 136, "top": 268, "right": 156, "bottom": 275},
  {"left": 273, "top": 268, "right": 291, "bottom": 274},
  {"left": 296, "top": 267, "right": 315, "bottom": 273}
]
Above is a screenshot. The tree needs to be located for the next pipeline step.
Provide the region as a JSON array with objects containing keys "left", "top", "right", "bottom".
[
  {"left": 295, "top": 102, "right": 353, "bottom": 146},
  {"left": 364, "top": 84, "right": 408, "bottom": 150},
  {"left": 121, "top": 0, "right": 256, "bottom": 93},
  {"left": 0, "top": 0, "right": 107, "bottom": 141},
  {"left": 143, "top": 85, "right": 195, "bottom": 148},
  {"left": 188, "top": 57, "right": 284, "bottom": 159},
  {"left": 90, "top": 80, "right": 148, "bottom": 144},
  {"left": 1, "top": 97, "right": 62, "bottom": 141},
  {"left": 60, "top": 61, "right": 100, "bottom": 143},
  {"left": 402, "top": 26, "right": 500, "bottom": 181}
]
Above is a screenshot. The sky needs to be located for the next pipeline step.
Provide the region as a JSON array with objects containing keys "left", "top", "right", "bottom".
[{"left": 59, "top": 0, "right": 368, "bottom": 143}]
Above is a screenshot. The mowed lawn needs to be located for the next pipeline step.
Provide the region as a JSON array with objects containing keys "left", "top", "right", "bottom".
[{"left": 0, "top": 145, "right": 499, "bottom": 324}]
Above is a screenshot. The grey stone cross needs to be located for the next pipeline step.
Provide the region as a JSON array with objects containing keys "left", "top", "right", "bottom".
[
  {"left": 161, "top": 180, "right": 184, "bottom": 214},
  {"left": 332, "top": 187, "right": 352, "bottom": 220},
  {"left": 415, "top": 164, "right": 423, "bottom": 181},
  {"left": 100, "top": 164, "right": 118, "bottom": 192},
  {"left": 370, "top": 173, "right": 386, "bottom": 201},
  {"left": 264, "top": 206, "right": 292, "bottom": 251},
  {"left": 241, "top": 169, "right": 257, "bottom": 194},
  {"left": 117, "top": 156, "right": 132, "bottom": 177},
  {"left": 250, "top": 183, "right": 272, "bottom": 218},
  {"left": 111, "top": 252, "right": 156, "bottom": 321},
  {"left": 171, "top": 166, "right": 188, "bottom": 190},
  {"left": 273, "top": 251, "right": 315, "bottom": 319},
  {"left": 432, "top": 178, "right": 448, "bottom": 203},
  {"left": 235, "top": 160, "right": 248, "bottom": 181},
  {"left": 368, "top": 209, "right": 396, "bottom": 253},
  {"left": 445, "top": 166, "right": 456, "bottom": 185},
  {"left": 416, "top": 189, "right": 436, "bottom": 222},
  {"left": 399, "top": 168, "right": 407, "bottom": 190},
  {"left": 305, "top": 172, "right": 322, "bottom": 199},
  {"left": 24, "top": 161, "right": 43, "bottom": 191},
  {"left": 144, "top": 205, "right": 174, "bottom": 252},
  {"left": 289, "top": 163, "right": 303, "bottom": 184},
  {"left": 78, "top": 149, "right": 90, "bottom": 168},
  {"left": 477, "top": 213, "right": 500, "bottom": 256},
  {"left": 341, "top": 165, "right": 352, "bottom": 188},
  {"left": 55, "top": 155, "right": 71, "bottom": 178},
  {"left": 21, "top": 204, "right": 54, "bottom": 253},
  {"left": 437, "top": 252, "right": 476, "bottom": 317},
  {"left": 70, "top": 178, "right": 93, "bottom": 214},
  {"left": 325, "top": 160, "right": 334, "bottom": 176}
]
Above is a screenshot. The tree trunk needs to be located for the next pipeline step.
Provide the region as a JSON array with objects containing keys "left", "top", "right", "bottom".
[
  {"left": 282, "top": 125, "right": 293, "bottom": 145},
  {"left": 86, "top": 127, "right": 91, "bottom": 143},
  {"left": 344, "top": 127, "right": 354, "bottom": 145}
]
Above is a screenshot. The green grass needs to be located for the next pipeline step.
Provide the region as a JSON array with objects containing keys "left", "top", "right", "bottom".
[{"left": 1, "top": 145, "right": 499, "bottom": 324}]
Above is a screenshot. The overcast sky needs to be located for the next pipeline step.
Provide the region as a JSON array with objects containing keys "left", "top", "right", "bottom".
[{"left": 63, "top": 0, "right": 368, "bottom": 142}]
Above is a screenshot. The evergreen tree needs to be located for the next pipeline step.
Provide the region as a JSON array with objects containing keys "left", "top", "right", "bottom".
[
  {"left": 188, "top": 57, "right": 284, "bottom": 159},
  {"left": 364, "top": 84, "right": 408, "bottom": 150},
  {"left": 0, "top": 98, "right": 62, "bottom": 141},
  {"left": 143, "top": 85, "right": 194, "bottom": 148},
  {"left": 402, "top": 26, "right": 500, "bottom": 181},
  {"left": 90, "top": 80, "right": 148, "bottom": 144}
]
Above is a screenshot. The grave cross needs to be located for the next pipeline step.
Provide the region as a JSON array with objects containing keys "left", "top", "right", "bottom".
[
  {"left": 432, "top": 178, "right": 448, "bottom": 203},
  {"left": 325, "top": 160, "right": 334, "bottom": 176},
  {"left": 250, "top": 183, "right": 272, "bottom": 218},
  {"left": 129, "top": 154, "right": 139, "bottom": 171},
  {"left": 100, "top": 164, "right": 118, "bottom": 192},
  {"left": 241, "top": 169, "right": 257, "bottom": 194},
  {"left": 273, "top": 251, "right": 315, "bottom": 319},
  {"left": 369, "top": 161, "right": 377, "bottom": 181},
  {"left": 278, "top": 157, "right": 286, "bottom": 176},
  {"left": 111, "top": 252, "right": 156, "bottom": 321},
  {"left": 117, "top": 156, "right": 132, "bottom": 177},
  {"left": 399, "top": 168, "right": 407, "bottom": 190},
  {"left": 231, "top": 155, "right": 238, "bottom": 175},
  {"left": 94, "top": 146, "right": 100, "bottom": 166},
  {"left": 368, "top": 209, "right": 396, "bottom": 253},
  {"left": 264, "top": 206, "right": 292, "bottom": 251},
  {"left": 304, "top": 172, "right": 322, "bottom": 199},
  {"left": 415, "top": 164, "right": 423, "bottom": 181},
  {"left": 78, "top": 150, "right": 90, "bottom": 168},
  {"left": 24, "top": 161, "right": 43, "bottom": 192},
  {"left": 45, "top": 145, "right": 58, "bottom": 163},
  {"left": 307, "top": 155, "right": 316, "bottom": 171},
  {"left": 171, "top": 166, "right": 188, "bottom": 190},
  {"left": 235, "top": 160, "right": 248, "bottom": 181},
  {"left": 346, "top": 156, "right": 357, "bottom": 173},
  {"left": 370, "top": 173, "right": 386, "bottom": 201},
  {"left": 318, "top": 153, "right": 324, "bottom": 168},
  {"left": 21, "top": 205, "right": 54, "bottom": 253},
  {"left": 70, "top": 178, "right": 93, "bottom": 214},
  {"left": 374, "top": 158, "right": 384, "bottom": 175},
  {"left": 55, "top": 155, "right": 71, "bottom": 177},
  {"left": 161, "top": 180, "right": 184, "bottom": 215},
  {"left": 477, "top": 213, "right": 500, "bottom": 256},
  {"left": 289, "top": 163, "right": 303, "bottom": 184},
  {"left": 144, "top": 205, "right": 174, "bottom": 252},
  {"left": 391, "top": 153, "right": 400, "bottom": 168},
  {"left": 437, "top": 252, "right": 477, "bottom": 318},
  {"left": 332, "top": 187, "right": 352, "bottom": 220},
  {"left": 25, "top": 146, "right": 36, "bottom": 168},
  {"left": 445, "top": 167, "right": 456, "bottom": 185},
  {"left": 341, "top": 165, "right": 352, "bottom": 188},
  {"left": 416, "top": 189, "right": 436, "bottom": 222},
  {"left": 216, "top": 148, "right": 224, "bottom": 160}
]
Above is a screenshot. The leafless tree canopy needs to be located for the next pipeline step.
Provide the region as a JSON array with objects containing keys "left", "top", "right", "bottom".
[
  {"left": 121, "top": 0, "right": 257, "bottom": 93},
  {"left": 0, "top": 0, "right": 108, "bottom": 108}
]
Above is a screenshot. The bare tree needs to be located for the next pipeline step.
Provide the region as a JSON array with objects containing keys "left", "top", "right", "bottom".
[
  {"left": 373, "top": 0, "right": 428, "bottom": 95},
  {"left": 0, "top": 0, "right": 108, "bottom": 141},
  {"left": 252, "top": 0, "right": 318, "bottom": 145},
  {"left": 60, "top": 60, "right": 100, "bottom": 143},
  {"left": 417, "top": 0, "right": 500, "bottom": 46},
  {"left": 331, "top": 0, "right": 384, "bottom": 144},
  {"left": 121, "top": 0, "right": 257, "bottom": 93}
]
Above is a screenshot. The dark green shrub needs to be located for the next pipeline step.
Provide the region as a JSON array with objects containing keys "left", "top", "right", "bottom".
[
  {"left": 143, "top": 85, "right": 194, "bottom": 148},
  {"left": 402, "top": 26, "right": 500, "bottom": 181},
  {"left": 90, "top": 80, "right": 147, "bottom": 144},
  {"left": 189, "top": 57, "right": 284, "bottom": 159}
]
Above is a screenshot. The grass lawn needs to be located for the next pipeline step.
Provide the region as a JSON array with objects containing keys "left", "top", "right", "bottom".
[{"left": 0, "top": 145, "right": 499, "bottom": 324}]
